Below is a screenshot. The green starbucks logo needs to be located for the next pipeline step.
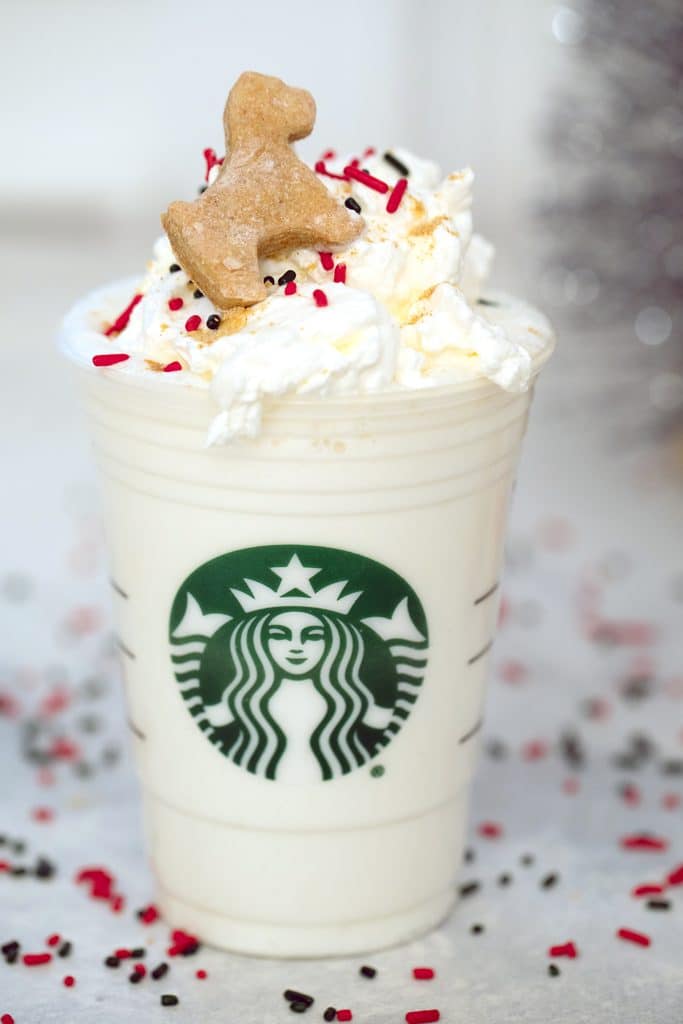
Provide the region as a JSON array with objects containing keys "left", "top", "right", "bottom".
[{"left": 169, "top": 545, "right": 428, "bottom": 784}]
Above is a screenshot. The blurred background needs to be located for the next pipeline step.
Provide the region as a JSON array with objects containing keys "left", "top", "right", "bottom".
[{"left": 1, "top": 3, "right": 682, "bottom": 1020}]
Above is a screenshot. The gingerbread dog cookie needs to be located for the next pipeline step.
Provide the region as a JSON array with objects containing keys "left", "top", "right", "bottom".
[{"left": 162, "top": 72, "right": 363, "bottom": 310}]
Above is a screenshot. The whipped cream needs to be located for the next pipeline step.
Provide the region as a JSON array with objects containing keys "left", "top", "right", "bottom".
[{"left": 83, "top": 147, "right": 553, "bottom": 443}]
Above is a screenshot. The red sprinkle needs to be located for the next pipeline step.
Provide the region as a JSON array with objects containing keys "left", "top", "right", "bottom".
[
  {"left": 32, "top": 806, "right": 54, "bottom": 823},
  {"left": 344, "top": 165, "right": 389, "bottom": 194},
  {"left": 621, "top": 783, "right": 641, "bottom": 806},
  {"left": 548, "top": 941, "right": 578, "bottom": 959},
  {"left": 477, "top": 821, "right": 503, "bottom": 839},
  {"left": 333, "top": 263, "right": 347, "bottom": 284},
  {"left": 667, "top": 863, "right": 683, "bottom": 886},
  {"left": 562, "top": 777, "right": 580, "bottom": 795},
  {"left": 319, "top": 251, "right": 334, "bottom": 271},
  {"left": 203, "top": 147, "right": 223, "bottom": 182},
  {"left": 23, "top": 953, "right": 52, "bottom": 966},
  {"left": 110, "top": 894, "right": 125, "bottom": 914},
  {"left": 63, "top": 975, "right": 76, "bottom": 988},
  {"left": 620, "top": 834, "right": 669, "bottom": 852},
  {"left": 0, "top": 861, "right": 10, "bottom": 872},
  {"left": 163, "top": 361, "right": 183, "bottom": 373},
  {"left": 168, "top": 297, "right": 184, "bottom": 312},
  {"left": 337, "top": 1012, "right": 353, "bottom": 1022},
  {"left": 632, "top": 883, "right": 665, "bottom": 898},
  {"left": 104, "top": 293, "right": 142, "bottom": 336},
  {"left": 46, "top": 934, "right": 61, "bottom": 948},
  {"left": 284, "top": 281, "right": 297, "bottom": 296},
  {"left": 314, "top": 160, "right": 347, "bottom": 181},
  {"left": 185, "top": 315, "right": 202, "bottom": 332},
  {"left": 386, "top": 177, "right": 408, "bottom": 213},
  {"left": 167, "top": 929, "right": 200, "bottom": 957},
  {"left": 2, "top": 1015, "right": 15, "bottom": 1024},
  {"left": 49, "top": 738, "right": 79, "bottom": 761},
  {"left": 92, "top": 353, "right": 130, "bottom": 368},
  {"left": 617, "top": 928, "right": 651, "bottom": 947},
  {"left": 196, "top": 969, "right": 207, "bottom": 980},
  {"left": 662, "top": 793, "right": 681, "bottom": 810},
  {"left": 313, "top": 289, "right": 328, "bottom": 308},
  {"left": 406, "top": 1012, "right": 440, "bottom": 1024},
  {"left": 115, "top": 948, "right": 132, "bottom": 960},
  {"left": 363, "top": 147, "right": 377, "bottom": 157},
  {"left": 321, "top": 149, "right": 336, "bottom": 161},
  {"left": 139, "top": 904, "right": 160, "bottom": 925},
  {"left": 413, "top": 967, "right": 435, "bottom": 980},
  {"left": 133, "top": 963, "right": 147, "bottom": 977}
]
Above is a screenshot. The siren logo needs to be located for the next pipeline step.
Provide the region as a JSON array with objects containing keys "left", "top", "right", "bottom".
[{"left": 169, "top": 545, "right": 429, "bottom": 784}]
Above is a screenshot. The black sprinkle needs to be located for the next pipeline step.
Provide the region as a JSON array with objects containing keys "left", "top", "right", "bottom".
[
  {"left": 520, "top": 854, "right": 535, "bottom": 867},
  {"left": 459, "top": 881, "right": 481, "bottom": 898},
  {"left": 383, "top": 151, "right": 410, "bottom": 177},
  {"left": 498, "top": 873, "right": 513, "bottom": 887},
  {"left": 464, "top": 847, "right": 475, "bottom": 863},
  {"left": 621, "top": 676, "right": 653, "bottom": 702},
  {"left": 129, "top": 970, "right": 143, "bottom": 984},
  {"left": 541, "top": 873, "right": 559, "bottom": 889},
  {"left": 284, "top": 990, "right": 314, "bottom": 1006},
  {"left": 278, "top": 270, "right": 297, "bottom": 286},
  {"left": 78, "top": 714, "right": 101, "bottom": 733},
  {"left": 4, "top": 947, "right": 19, "bottom": 964},
  {"left": 58, "top": 941, "right": 72, "bottom": 958},
  {"left": 646, "top": 899, "right": 671, "bottom": 911},
  {"left": 324, "top": 1010, "right": 337, "bottom": 1022},
  {"left": 102, "top": 745, "right": 120, "bottom": 765},
  {"left": 11, "top": 841, "right": 25, "bottom": 855},
  {"left": 130, "top": 947, "right": 146, "bottom": 958},
  {"left": 613, "top": 752, "right": 642, "bottom": 771},
  {"left": 0, "top": 835, "right": 5, "bottom": 845},
  {"left": 559, "top": 730, "right": 585, "bottom": 769},
  {"left": 2, "top": 941, "right": 20, "bottom": 959},
  {"left": 548, "top": 964, "right": 561, "bottom": 977},
  {"left": 169, "top": 264, "right": 181, "bottom": 273},
  {"left": 360, "top": 965, "right": 377, "bottom": 978},
  {"left": 11, "top": 867, "right": 27, "bottom": 877},
  {"left": 35, "top": 857, "right": 56, "bottom": 879},
  {"left": 345, "top": 197, "right": 362, "bottom": 214},
  {"left": 198, "top": 185, "right": 208, "bottom": 195},
  {"left": 161, "top": 994, "right": 179, "bottom": 1006},
  {"left": 151, "top": 963, "right": 169, "bottom": 980},
  {"left": 486, "top": 739, "right": 507, "bottom": 759},
  {"left": 290, "top": 1002, "right": 310, "bottom": 1014},
  {"left": 193, "top": 289, "right": 204, "bottom": 299},
  {"left": 105, "top": 955, "right": 120, "bottom": 968},
  {"left": 477, "top": 298, "right": 500, "bottom": 308},
  {"left": 470, "top": 923, "right": 484, "bottom": 935},
  {"left": 263, "top": 276, "right": 275, "bottom": 285},
  {"left": 180, "top": 941, "right": 200, "bottom": 957},
  {"left": 630, "top": 733, "right": 656, "bottom": 760},
  {"left": 206, "top": 314, "right": 222, "bottom": 330},
  {"left": 661, "top": 759, "right": 683, "bottom": 776}
]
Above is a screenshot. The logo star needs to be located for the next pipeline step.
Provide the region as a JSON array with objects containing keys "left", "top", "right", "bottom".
[{"left": 271, "top": 554, "right": 320, "bottom": 598}]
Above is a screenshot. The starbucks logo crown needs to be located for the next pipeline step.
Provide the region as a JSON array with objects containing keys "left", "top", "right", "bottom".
[{"left": 231, "top": 554, "right": 361, "bottom": 615}]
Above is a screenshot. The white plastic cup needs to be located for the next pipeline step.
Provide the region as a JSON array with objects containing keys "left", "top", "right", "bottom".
[{"left": 61, "top": 283, "right": 549, "bottom": 957}]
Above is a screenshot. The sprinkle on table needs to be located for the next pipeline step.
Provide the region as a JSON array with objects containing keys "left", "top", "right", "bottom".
[
  {"left": 92, "top": 353, "right": 130, "bottom": 368},
  {"left": 196, "top": 969, "right": 207, "bottom": 979},
  {"left": 360, "top": 965, "right": 376, "bottom": 978},
  {"left": 104, "top": 293, "right": 142, "bottom": 336},
  {"left": 151, "top": 962, "right": 169, "bottom": 980},
  {"left": 386, "top": 177, "right": 408, "bottom": 214},
  {"left": 63, "top": 975, "right": 75, "bottom": 988},
  {"left": 336, "top": 1011, "right": 352, "bottom": 1022},
  {"left": 1, "top": 1015, "right": 15, "bottom": 1024},
  {"left": 477, "top": 821, "right": 503, "bottom": 839},
  {"left": 168, "top": 297, "right": 184, "bottom": 312},
  {"left": 405, "top": 1011, "right": 440, "bottom": 1024},
  {"left": 667, "top": 863, "right": 683, "bottom": 885},
  {"left": 313, "top": 289, "right": 328, "bottom": 308},
  {"left": 46, "top": 933, "right": 61, "bottom": 947},
  {"left": 23, "top": 952, "right": 52, "bottom": 966},
  {"left": 413, "top": 967, "right": 435, "bottom": 980},
  {"left": 632, "top": 883, "right": 665, "bottom": 898},
  {"left": 548, "top": 941, "right": 578, "bottom": 959},
  {"left": 161, "top": 994, "right": 179, "bottom": 1006},
  {"left": 617, "top": 928, "right": 651, "bottom": 947},
  {"left": 323, "top": 1010, "right": 336, "bottom": 1022},
  {"left": 343, "top": 165, "right": 389, "bottom": 194},
  {"left": 620, "top": 834, "right": 669, "bottom": 852},
  {"left": 333, "top": 263, "right": 347, "bottom": 284}
]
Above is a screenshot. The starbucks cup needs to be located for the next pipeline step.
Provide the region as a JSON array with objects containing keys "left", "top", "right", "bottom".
[{"left": 61, "top": 282, "right": 549, "bottom": 957}]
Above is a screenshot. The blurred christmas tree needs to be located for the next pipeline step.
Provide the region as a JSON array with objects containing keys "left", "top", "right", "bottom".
[{"left": 539, "top": 0, "right": 683, "bottom": 440}]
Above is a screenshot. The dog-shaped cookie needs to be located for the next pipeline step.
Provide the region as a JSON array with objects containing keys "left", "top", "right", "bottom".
[{"left": 162, "top": 72, "right": 363, "bottom": 310}]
